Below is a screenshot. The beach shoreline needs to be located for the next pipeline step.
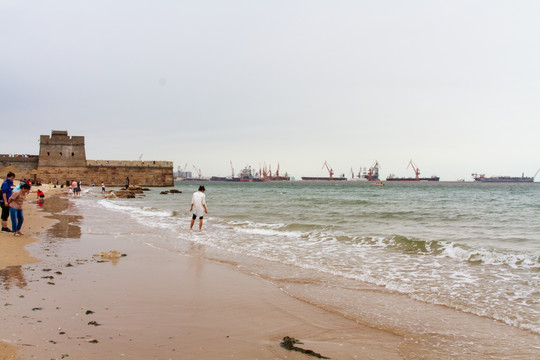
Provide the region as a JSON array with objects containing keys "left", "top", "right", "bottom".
[
  {"left": 0, "top": 187, "right": 404, "bottom": 360},
  {"left": 2, "top": 184, "right": 539, "bottom": 359}
]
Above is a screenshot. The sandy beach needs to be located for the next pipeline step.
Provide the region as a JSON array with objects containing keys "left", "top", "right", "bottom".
[{"left": 0, "top": 187, "right": 404, "bottom": 360}]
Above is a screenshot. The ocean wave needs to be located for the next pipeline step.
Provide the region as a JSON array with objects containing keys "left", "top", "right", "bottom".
[
  {"left": 440, "top": 242, "right": 540, "bottom": 269},
  {"left": 344, "top": 235, "right": 540, "bottom": 270},
  {"left": 98, "top": 199, "right": 173, "bottom": 218}
]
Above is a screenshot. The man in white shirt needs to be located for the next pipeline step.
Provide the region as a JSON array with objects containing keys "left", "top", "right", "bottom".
[{"left": 190, "top": 185, "right": 208, "bottom": 229}]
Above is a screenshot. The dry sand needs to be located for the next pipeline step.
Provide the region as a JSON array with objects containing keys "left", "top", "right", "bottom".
[{"left": 1, "top": 186, "right": 404, "bottom": 360}]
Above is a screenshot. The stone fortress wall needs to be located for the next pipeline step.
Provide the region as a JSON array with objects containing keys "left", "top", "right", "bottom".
[{"left": 0, "top": 130, "right": 174, "bottom": 187}]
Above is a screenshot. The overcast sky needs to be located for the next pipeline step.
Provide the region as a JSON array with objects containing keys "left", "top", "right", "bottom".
[{"left": 1, "top": 1, "right": 539, "bottom": 180}]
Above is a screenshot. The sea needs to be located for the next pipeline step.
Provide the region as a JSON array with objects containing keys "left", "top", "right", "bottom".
[{"left": 74, "top": 181, "right": 540, "bottom": 357}]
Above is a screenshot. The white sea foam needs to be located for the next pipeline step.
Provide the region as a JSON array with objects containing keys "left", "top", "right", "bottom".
[{"left": 439, "top": 241, "right": 540, "bottom": 269}]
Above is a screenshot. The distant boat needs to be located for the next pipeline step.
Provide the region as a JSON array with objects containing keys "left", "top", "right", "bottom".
[
  {"left": 302, "top": 161, "right": 347, "bottom": 181},
  {"left": 472, "top": 171, "right": 538, "bottom": 183},
  {"left": 386, "top": 175, "right": 440, "bottom": 182},
  {"left": 385, "top": 160, "right": 439, "bottom": 182},
  {"left": 301, "top": 176, "right": 347, "bottom": 181},
  {"left": 361, "top": 161, "right": 381, "bottom": 181}
]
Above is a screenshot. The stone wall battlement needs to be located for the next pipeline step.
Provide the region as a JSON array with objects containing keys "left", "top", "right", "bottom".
[
  {"left": 87, "top": 160, "right": 173, "bottom": 168},
  {"left": 0, "top": 130, "right": 174, "bottom": 186}
]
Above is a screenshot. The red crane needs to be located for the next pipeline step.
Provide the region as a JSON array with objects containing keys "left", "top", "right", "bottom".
[
  {"left": 407, "top": 160, "right": 420, "bottom": 180},
  {"left": 322, "top": 161, "right": 334, "bottom": 179},
  {"left": 192, "top": 164, "right": 202, "bottom": 179}
]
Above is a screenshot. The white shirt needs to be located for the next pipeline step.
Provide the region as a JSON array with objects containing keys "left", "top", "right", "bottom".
[{"left": 191, "top": 191, "right": 206, "bottom": 217}]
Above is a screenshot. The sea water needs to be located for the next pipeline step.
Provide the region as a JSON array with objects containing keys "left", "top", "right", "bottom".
[{"left": 75, "top": 181, "right": 540, "bottom": 356}]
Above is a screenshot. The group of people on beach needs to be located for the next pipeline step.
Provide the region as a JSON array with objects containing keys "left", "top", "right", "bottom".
[
  {"left": 1, "top": 172, "right": 43, "bottom": 236},
  {"left": 1, "top": 171, "right": 208, "bottom": 234}
]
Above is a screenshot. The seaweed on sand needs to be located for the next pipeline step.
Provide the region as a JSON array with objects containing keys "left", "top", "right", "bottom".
[{"left": 280, "top": 336, "right": 330, "bottom": 359}]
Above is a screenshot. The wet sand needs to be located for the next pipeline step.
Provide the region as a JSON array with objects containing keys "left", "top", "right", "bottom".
[{"left": 1, "top": 188, "right": 403, "bottom": 359}]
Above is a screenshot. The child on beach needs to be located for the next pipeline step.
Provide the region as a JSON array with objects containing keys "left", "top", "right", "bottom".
[
  {"left": 8, "top": 183, "right": 30, "bottom": 236},
  {"left": 36, "top": 189, "right": 45, "bottom": 199},
  {"left": 36, "top": 188, "right": 45, "bottom": 206}
]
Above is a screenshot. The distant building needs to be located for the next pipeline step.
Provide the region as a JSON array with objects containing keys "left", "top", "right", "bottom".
[{"left": 0, "top": 130, "right": 173, "bottom": 187}]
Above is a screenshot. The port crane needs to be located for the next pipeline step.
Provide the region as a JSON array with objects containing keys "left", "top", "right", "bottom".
[
  {"left": 366, "top": 161, "right": 380, "bottom": 181},
  {"left": 192, "top": 165, "right": 202, "bottom": 179},
  {"left": 322, "top": 161, "right": 334, "bottom": 179},
  {"left": 407, "top": 160, "right": 420, "bottom": 180}
]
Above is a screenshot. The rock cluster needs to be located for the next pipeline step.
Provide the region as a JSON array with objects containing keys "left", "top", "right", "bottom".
[
  {"left": 160, "top": 189, "right": 182, "bottom": 195},
  {"left": 104, "top": 185, "right": 146, "bottom": 199}
]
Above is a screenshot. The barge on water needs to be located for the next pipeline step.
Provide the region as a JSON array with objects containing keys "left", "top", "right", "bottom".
[
  {"left": 386, "top": 175, "right": 440, "bottom": 181},
  {"left": 301, "top": 176, "right": 347, "bottom": 181},
  {"left": 472, "top": 170, "right": 539, "bottom": 183},
  {"left": 386, "top": 160, "right": 439, "bottom": 182},
  {"left": 302, "top": 161, "right": 347, "bottom": 181}
]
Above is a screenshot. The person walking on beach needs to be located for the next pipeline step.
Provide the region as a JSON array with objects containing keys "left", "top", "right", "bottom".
[
  {"left": 8, "top": 183, "right": 30, "bottom": 236},
  {"left": 1, "top": 172, "right": 16, "bottom": 232},
  {"left": 101, "top": 181, "right": 106, "bottom": 194},
  {"left": 125, "top": 177, "right": 130, "bottom": 190},
  {"left": 190, "top": 185, "right": 208, "bottom": 230}
]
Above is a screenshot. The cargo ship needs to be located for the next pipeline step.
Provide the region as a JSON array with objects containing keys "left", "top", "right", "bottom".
[
  {"left": 386, "top": 160, "right": 440, "bottom": 181},
  {"left": 210, "top": 163, "right": 289, "bottom": 182},
  {"left": 472, "top": 170, "right": 539, "bottom": 183},
  {"left": 301, "top": 176, "right": 347, "bottom": 181},
  {"left": 259, "top": 163, "right": 290, "bottom": 181},
  {"left": 386, "top": 175, "right": 440, "bottom": 181},
  {"left": 302, "top": 161, "right": 347, "bottom": 181},
  {"left": 363, "top": 161, "right": 381, "bottom": 181},
  {"left": 386, "top": 160, "right": 439, "bottom": 182},
  {"left": 210, "top": 165, "right": 259, "bottom": 182}
]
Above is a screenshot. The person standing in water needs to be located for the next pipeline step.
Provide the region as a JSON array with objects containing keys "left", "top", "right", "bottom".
[{"left": 190, "top": 185, "right": 208, "bottom": 230}]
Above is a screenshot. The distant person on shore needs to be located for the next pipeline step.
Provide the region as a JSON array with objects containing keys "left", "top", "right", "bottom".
[
  {"left": 190, "top": 185, "right": 208, "bottom": 230},
  {"left": 8, "top": 183, "right": 30, "bottom": 236},
  {"left": 125, "top": 177, "right": 130, "bottom": 189},
  {"left": 36, "top": 189, "right": 45, "bottom": 199},
  {"left": 71, "top": 180, "right": 78, "bottom": 196},
  {"left": 1, "top": 172, "right": 16, "bottom": 232},
  {"left": 101, "top": 181, "right": 106, "bottom": 193},
  {"left": 36, "top": 188, "right": 45, "bottom": 206}
]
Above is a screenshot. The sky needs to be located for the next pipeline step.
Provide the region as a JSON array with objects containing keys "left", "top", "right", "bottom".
[{"left": 1, "top": 1, "right": 539, "bottom": 181}]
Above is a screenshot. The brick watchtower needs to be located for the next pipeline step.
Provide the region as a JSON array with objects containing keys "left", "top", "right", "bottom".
[{"left": 38, "top": 130, "right": 87, "bottom": 167}]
